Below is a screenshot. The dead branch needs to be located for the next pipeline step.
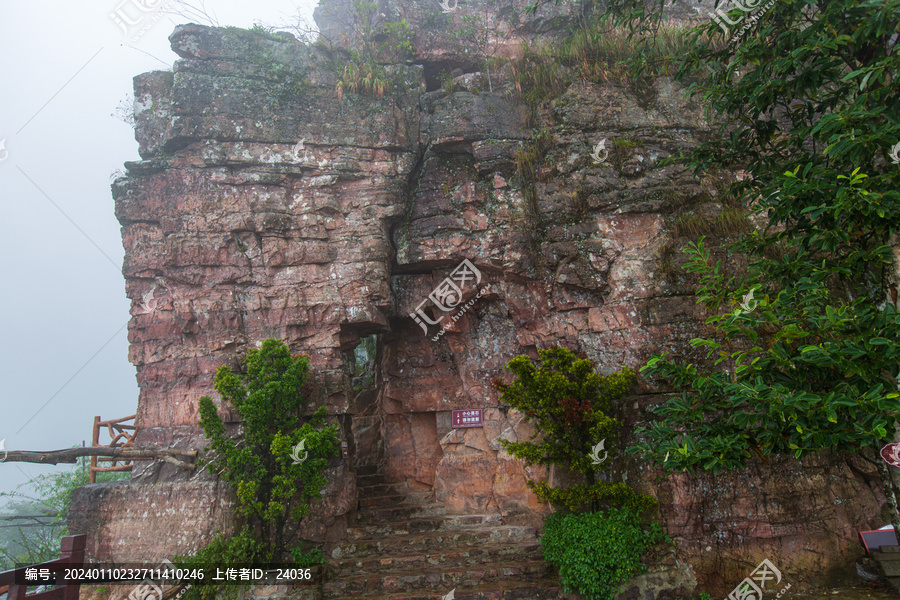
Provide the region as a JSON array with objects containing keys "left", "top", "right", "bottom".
[{"left": 1, "top": 447, "right": 196, "bottom": 469}]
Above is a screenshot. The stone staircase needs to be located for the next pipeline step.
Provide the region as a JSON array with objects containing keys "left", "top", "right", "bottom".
[{"left": 323, "top": 465, "right": 565, "bottom": 600}]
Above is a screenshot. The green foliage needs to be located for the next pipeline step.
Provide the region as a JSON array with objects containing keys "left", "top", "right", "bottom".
[
  {"left": 0, "top": 458, "right": 129, "bottom": 569},
  {"left": 331, "top": 0, "right": 414, "bottom": 101},
  {"left": 236, "top": 29, "right": 311, "bottom": 105},
  {"left": 439, "top": 70, "right": 455, "bottom": 95},
  {"left": 511, "top": 20, "right": 703, "bottom": 109},
  {"left": 350, "top": 334, "right": 377, "bottom": 393},
  {"left": 672, "top": 206, "right": 752, "bottom": 238},
  {"left": 528, "top": 481, "right": 655, "bottom": 513},
  {"left": 632, "top": 237, "right": 900, "bottom": 472},
  {"left": 514, "top": 128, "right": 552, "bottom": 181},
  {"left": 495, "top": 347, "right": 650, "bottom": 511},
  {"left": 587, "top": 0, "right": 900, "bottom": 525},
  {"left": 174, "top": 529, "right": 264, "bottom": 600},
  {"left": 448, "top": 8, "right": 518, "bottom": 92},
  {"left": 196, "top": 339, "right": 340, "bottom": 561},
  {"left": 540, "top": 508, "right": 668, "bottom": 600}
]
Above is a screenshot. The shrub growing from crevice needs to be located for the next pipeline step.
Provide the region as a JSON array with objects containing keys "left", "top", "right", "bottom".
[
  {"left": 510, "top": 20, "right": 707, "bottom": 110},
  {"left": 326, "top": 0, "right": 414, "bottom": 102},
  {"left": 494, "top": 346, "right": 653, "bottom": 512},
  {"left": 175, "top": 339, "right": 340, "bottom": 600},
  {"left": 496, "top": 347, "right": 668, "bottom": 599}
]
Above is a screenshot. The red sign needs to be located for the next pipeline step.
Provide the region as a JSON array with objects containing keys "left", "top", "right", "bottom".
[
  {"left": 452, "top": 409, "right": 483, "bottom": 428},
  {"left": 881, "top": 443, "right": 900, "bottom": 467}
]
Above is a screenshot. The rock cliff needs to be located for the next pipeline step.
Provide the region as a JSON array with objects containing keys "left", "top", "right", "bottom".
[{"left": 69, "top": 1, "right": 890, "bottom": 593}]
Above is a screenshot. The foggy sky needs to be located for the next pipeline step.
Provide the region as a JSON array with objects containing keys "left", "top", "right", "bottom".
[{"left": 0, "top": 0, "right": 316, "bottom": 504}]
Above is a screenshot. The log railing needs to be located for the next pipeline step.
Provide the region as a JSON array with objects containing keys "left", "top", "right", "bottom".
[
  {"left": 90, "top": 414, "right": 148, "bottom": 483},
  {"left": 0, "top": 534, "right": 85, "bottom": 600}
]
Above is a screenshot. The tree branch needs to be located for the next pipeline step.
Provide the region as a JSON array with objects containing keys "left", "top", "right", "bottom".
[{"left": 1, "top": 447, "right": 196, "bottom": 469}]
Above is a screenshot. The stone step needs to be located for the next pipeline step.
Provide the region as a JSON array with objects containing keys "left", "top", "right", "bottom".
[
  {"left": 335, "top": 526, "right": 538, "bottom": 558},
  {"left": 358, "top": 482, "right": 433, "bottom": 498},
  {"left": 332, "top": 541, "right": 543, "bottom": 574},
  {"left": 359, "top": 491, "right": 436, "bottom": 509},
  {"left": 358, "top": 473, "right": 387, "bottom": 487},
  {"left": 323, "top": 561, "right": 553, "bottom": 596},
  {"left": 358, "top": 482, "right": 397, "bottom": 496},
  {"left": 358, "top": 503, "right": 448, "bottom": 524},
  {"left": 355, "top": 465, "right": 381, "bottom": 476},
  {"left": 349, "top": 514, "right": 503, "bottom": 536},
  {"left": 360, "top": 493, "right": 411, "bottom": 508},
  {"left": 324, "top": 581, "right": 564, "bottom": 600}
]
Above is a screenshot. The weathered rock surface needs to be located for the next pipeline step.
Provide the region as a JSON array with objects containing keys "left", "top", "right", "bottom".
[{"left": 68, "top": 4, "right": 889, "bottom": 595}]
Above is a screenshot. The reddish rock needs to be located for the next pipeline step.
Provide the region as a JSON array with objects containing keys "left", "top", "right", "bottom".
[{"left": 65, "top": 16, "right": 889, "bottom": 597}]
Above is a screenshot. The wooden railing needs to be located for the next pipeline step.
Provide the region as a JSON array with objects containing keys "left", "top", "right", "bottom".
[
  {"left": 0, "top": 535, "right": 85, "bottom": 600},
  {"left": 90, "top": 415, "right": 148, "bottom": 483}
]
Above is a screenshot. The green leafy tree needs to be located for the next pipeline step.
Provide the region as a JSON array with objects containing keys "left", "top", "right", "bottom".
[
  {"left": 553, "top": 0, "right": 900, "bottom": 534},
  {"left": 196, "top": 338, "right": 340, "bottom": 562},
  {"left": 495, "top": 347, "right": 651, "bottom": 511}
]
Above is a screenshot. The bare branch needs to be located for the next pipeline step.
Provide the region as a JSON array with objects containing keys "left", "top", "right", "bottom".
[
  {"left": 1, "top": 447, "right": 196, "bottom": 469},
  {"left": 164, "top": 0, "right": 219, "bottom": 27}
]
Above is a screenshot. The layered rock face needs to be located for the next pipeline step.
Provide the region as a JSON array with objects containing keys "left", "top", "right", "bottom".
[{"left": 69, "top": 1, "right": 890, "bottom": 593}]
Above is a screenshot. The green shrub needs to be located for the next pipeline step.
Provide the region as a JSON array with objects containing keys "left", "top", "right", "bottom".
[
  {"left": 331, "top": 1, "right": 414, "bottom": 101},
  {"left": 495, "top": 346, "right": 653, "bottom": 512},
  {"left": 540, "top": 508, "right": 668, "bottom": 600},
  {"left": 175, "top": 339, "right": 337, "bottom": 600},
  {"left": 672, "top": 206, "right": 752, "bottom": 238},
  {"left": 196, "top": 339, "right": 340, "bottom": 561},
  {"left": 174, "top": 530, "right": 264, "bottom": 600},
  {"left": 511, "top": 20, "right": 706, "bottom": 107}
]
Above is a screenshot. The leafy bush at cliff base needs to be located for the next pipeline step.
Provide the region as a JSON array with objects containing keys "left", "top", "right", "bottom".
[
  {"left": 541, "top": 508, "right": 668, "bottom": 600},
  {"left": 174, "top": 530, "right": 263, "bottom": 600},
  {"left": 174, "top": 339, "right": 339, "bottom": 600},
  {"left": 494, "top": 346, "right": 652, "bottom": 512}
]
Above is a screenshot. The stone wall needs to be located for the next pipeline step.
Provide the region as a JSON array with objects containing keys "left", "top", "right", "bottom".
[{"left": 69, "top": 3, "right": 890, "bottom": 593}]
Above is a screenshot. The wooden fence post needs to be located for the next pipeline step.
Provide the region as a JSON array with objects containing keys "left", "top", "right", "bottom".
[
  {"left": 90, "top": 416, "right": 101, "bottom": 483},
  {"left": 58, "top": 534, "right": 86, "bottom": 600}
]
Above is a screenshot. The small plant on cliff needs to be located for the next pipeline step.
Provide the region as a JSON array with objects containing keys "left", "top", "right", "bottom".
[
  {"left": 448, "top": 7, "right": 518, "bottom": 93},
  {"left": 541, "top": 508, "right": 668, "bottom": 600},
  {"left": 184, "top": 339, "right": 339, "bottom": 579},
  {"left": 494, "top": 346, "right": 652, "bottom": 512},
  {"left": 330, "top": 0, "right": 414, "bottom": 102}
]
